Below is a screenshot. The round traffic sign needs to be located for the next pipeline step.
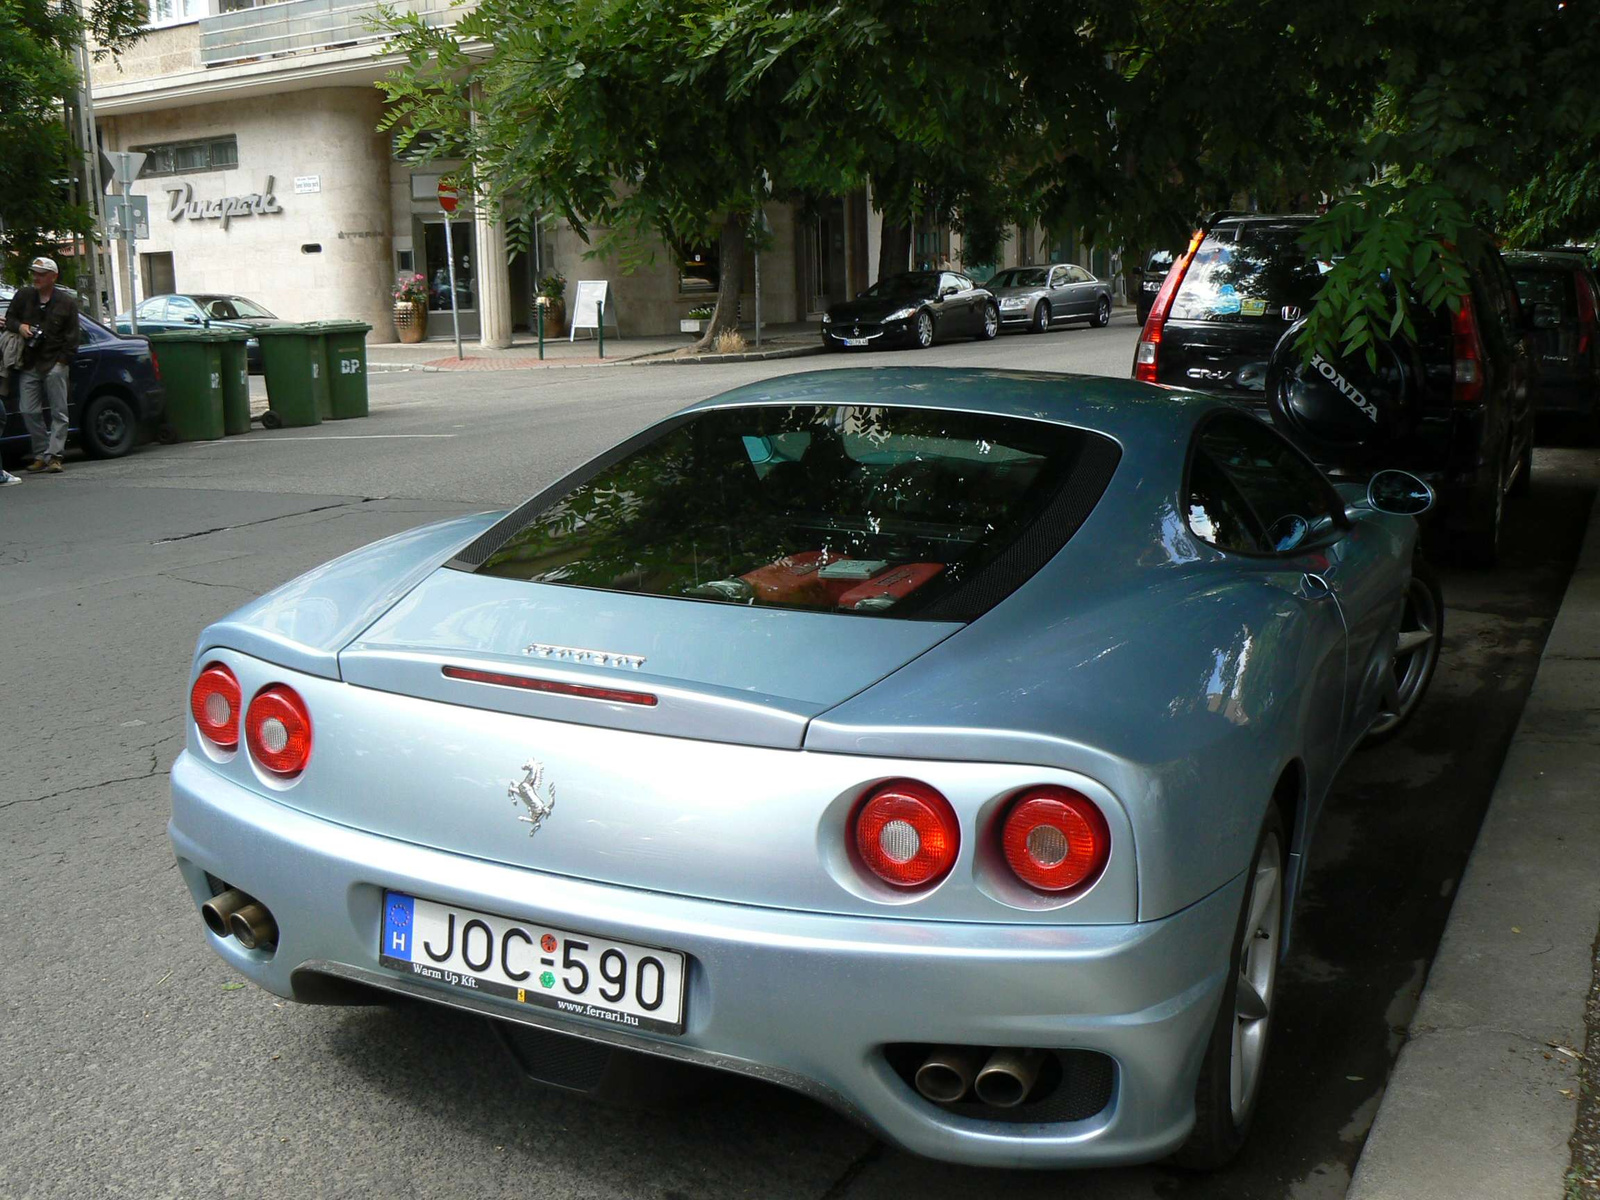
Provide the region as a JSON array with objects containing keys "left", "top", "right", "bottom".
[{"left": 437, "top": 181, "right": 459, "bottom": 214}]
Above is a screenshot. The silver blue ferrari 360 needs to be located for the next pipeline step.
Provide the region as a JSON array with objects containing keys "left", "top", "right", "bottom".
[{"left": 171, "top": 368, "right": 1441, "bottom": 1170}]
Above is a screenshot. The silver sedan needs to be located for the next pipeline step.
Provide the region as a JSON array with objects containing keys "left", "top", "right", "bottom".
[{"left": 987, "top": 263, "right": 1114, "bottom": 332}]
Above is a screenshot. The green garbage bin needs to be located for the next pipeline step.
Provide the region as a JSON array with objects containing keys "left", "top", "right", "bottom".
[
  {"left": 306, "top": 324, "right": 334, "bottom": 421},
  {"left": 145, "top": 329, "right": 226, "bottom": 442},
  {"left": 216, "top": 329, "right": 252, "bottom": 436},
  {"left": 255, "top": 324, "right": 326, "bottom": 429},
  {"left": 318, "top": 321, "right": 372, "bottom": 420}
]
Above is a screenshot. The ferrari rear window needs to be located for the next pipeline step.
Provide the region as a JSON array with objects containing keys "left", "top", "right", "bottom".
[{"left": 458, "top": 404, "right": 1119, "bottom": 620}]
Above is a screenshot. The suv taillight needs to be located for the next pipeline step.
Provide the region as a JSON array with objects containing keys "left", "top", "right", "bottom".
[
  {"left": 1575, "top": 273, "right": 1597, "bottom": 359},
  {"left": 1134, "top": 230, "right": 1203, "bottom": 383},
  {"left": 1451, "top": 294, "right": 1487, "bottom": 406}
]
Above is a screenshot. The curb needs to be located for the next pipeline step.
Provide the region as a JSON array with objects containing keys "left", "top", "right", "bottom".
[
  {"left": 633, "top": 343, "right": 826, "bottom": 365},
  {"left": 1347, "top": 490, "right": 1600, "bottom": 1200}
]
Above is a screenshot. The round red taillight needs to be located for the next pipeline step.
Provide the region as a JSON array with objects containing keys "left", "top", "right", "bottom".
[
  {"left": 854, "top": 780, "right": 960, "bottom": 889},
  {"left": 1001, "top": 788, "right": 1110, "bottom": 893},
  {"left": 246, "top": 685, "right": 313, "bottom": 777},
  {"left": 189, "top": 664, "right": 241, "bottom": 748}
]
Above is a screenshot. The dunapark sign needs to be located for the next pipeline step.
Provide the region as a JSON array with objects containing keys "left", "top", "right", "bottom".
[{"left": 164, "top": 176, "right": 284, "bottom": 230}]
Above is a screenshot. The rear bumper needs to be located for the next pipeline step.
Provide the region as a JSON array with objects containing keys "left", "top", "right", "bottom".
[
  {"left": 170, "top": 750, "right": 1240, "bottom": 1169},
  {"left": 135, "top": 378, "right": 166, "bottom": 425},
  {"left": 1531, "top": 379, "right": 1599, "bottom": 416}
]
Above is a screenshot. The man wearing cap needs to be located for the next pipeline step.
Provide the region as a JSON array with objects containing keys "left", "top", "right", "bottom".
[{"left": 3, "top": 256, "right": 79, "bottom": 473}]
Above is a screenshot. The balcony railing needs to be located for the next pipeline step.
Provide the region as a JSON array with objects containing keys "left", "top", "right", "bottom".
[{"left": 200, "top": 0, "right": 459, "bottom": 67}]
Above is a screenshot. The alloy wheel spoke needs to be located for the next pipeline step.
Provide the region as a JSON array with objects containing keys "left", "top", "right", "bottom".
[
  {"left": 1246, "top": 864, "right": 1278, "bottom": 935},
  {"left": 1236, "top": 976, "right": 1269, "bottom": 1022},
  {"left": 1395, "top": 628, "right": 1434, "bottom": 655}
]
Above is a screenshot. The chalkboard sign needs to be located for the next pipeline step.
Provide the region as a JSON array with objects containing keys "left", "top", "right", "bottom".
[{"left": 569, "top": 279, "right": 619, "bottom": 341}]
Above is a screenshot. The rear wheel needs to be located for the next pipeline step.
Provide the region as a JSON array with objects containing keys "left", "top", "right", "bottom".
[
  {"left": 1509, "top": 436, "right": 1533, "bottom": 498},
  {"left": 1454, "top": 454, "right": 1506, "bottom": 568},
  {"left": 79, "top": 392, "right": 137, "bottom": 459},
  {"left": 913, "top": 310, "right": 935, "bottom": 350},
  {"left": 1363, "top": 557, "right": 1444, "bottom": 745},
  {"left": 1173, "top": 807, "right": 1285, "bottom": 1171},
  {"left": 1092, "top": 295, "right": 1112, "bottom": 327},
  {"left": 1031, "top": 301, "right": 1051, "bottom": 333},
  {"left": 978, "top": 303, "right": 1000, "bottom": 341}
]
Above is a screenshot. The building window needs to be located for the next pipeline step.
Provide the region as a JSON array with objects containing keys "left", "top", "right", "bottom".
[
  {"left": 678, "top": 244, "right": 718, "bottom": 294},
  {"left": 146, "top": 0, "right": 205, "bottom": 27},
  {"left": 133, "top": 136, "right": 239, "bottom": 178}
]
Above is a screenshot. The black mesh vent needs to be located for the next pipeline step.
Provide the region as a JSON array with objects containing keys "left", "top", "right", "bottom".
[{"left": 491, "top": 1020, "right": 616, "bottom": 1093}]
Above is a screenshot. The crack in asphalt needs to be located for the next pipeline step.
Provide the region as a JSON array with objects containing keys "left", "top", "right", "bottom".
[
  {"left": 818, "top": 1141, "right": 885, "bottom": 1200},
  {"left": 0, "top": 752, "right": 169, "bottom": 812},
  {"left": 159, "top": 571, "right": 257, "bottom": 594},
  {"left": 149, "top": 499, "right": 370, "bottom": 545}
]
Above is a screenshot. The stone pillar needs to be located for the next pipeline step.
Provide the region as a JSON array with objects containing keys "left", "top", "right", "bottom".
[
  {"left": 475, "top": 208, "right": 512, "bottom": 348},
  {"left": 471, "top": 83, "right": 513, "bottom": 348}
]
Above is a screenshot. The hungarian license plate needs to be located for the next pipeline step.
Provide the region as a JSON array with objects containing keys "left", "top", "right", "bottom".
[
  {"left": 380, "top": 892, "right": 687, "bottom": 1035},
  {"left": 843, "top": 337, "right": 869, "bottom": 347}
]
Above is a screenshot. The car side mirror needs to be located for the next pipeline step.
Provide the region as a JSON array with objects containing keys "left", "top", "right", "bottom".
[
  {"left": 183, "top": 315, "right": 200, "bottom": 325},
  {"left": 1365, "top": 469, "right": 1435, "bottom": 516},
  {"left": 939, "top": 286, "right": 959, "bottom": 299}
]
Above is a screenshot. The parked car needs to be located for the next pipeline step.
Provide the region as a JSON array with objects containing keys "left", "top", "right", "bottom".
[
  {"left": 822, "top": 271, "right": 999, "bottom": 350},
  {"left": 1, "top": 283, "right": 166, "bottom": 461},
  {"left": 1135, "top": 249, "right": 1176, "bottom": 323},
  {"left": 1504, "top": 250, "right": 1600, "bottom": 433},
  {"left": 115, "top": 293, "right": 286, "bottom": 373},
  {"left": 1134, "top": 213, "right": 1536, "bottom": 565},
  {"left": 985, "top": 264, "right": 1113, "bottom": 332},
  {"left": 172, "top": 367, "right": 1441, "bottom": 1170}
]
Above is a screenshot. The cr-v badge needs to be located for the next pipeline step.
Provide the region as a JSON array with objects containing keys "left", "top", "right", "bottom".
[{"left": 509, "top": 759, "right": 557, "bottom": 835}]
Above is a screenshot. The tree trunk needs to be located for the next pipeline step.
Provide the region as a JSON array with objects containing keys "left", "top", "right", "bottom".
[
  {"left": 695, "top": 213, "right": 746, "bottom": 351},
  {"left": 878, "top": 220, "right": 912, "bottom": 284}
]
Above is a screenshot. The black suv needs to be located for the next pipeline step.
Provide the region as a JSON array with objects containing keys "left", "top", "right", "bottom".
[
  {"left": 1503, "top": 250, "right": 1600, "bottom": 433},
  {"left": 1133, "top": 214, "right": 1536, "bottom": 565}
]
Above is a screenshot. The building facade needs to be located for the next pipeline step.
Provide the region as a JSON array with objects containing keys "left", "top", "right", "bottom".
[{"left": 90, "top": 1, "right": 1120, "bottom": 344}]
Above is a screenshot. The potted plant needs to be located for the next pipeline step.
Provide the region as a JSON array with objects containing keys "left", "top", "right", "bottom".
[
  {"left": 537, "top": 271, "right": 567, "bottom": 335},
  {"left": 680, "top": 303, "right": 714, "bottom": 336},
  {"left": 393, "top": 273, "right": 428, "bottom": 344}
]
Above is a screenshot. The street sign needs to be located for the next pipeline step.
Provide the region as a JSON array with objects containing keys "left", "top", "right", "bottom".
[
  {"left": 99, "top": 149, "right": 147, "bottom": 190},
  {"left": 437, "top": 181, "right": 459, "bottom": 214},
  {"left": 106, "top": 194, "right": 150, "bottom": 241}
]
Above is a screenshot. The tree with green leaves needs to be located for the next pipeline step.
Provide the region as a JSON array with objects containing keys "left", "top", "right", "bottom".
[
  {"left": 0, "top": 0, "right": 144, "bottom": 282},
  {"left": 379, "top": 0, "right": 1599, "bottom": 359}
]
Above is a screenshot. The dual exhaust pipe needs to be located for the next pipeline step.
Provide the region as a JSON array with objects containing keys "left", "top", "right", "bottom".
[
  {"left": 200, "top": 887, "right": 278, "bottom": 950},
  {"left": 913, "top": 1045, "right": 1046, "bottom": 1108}
]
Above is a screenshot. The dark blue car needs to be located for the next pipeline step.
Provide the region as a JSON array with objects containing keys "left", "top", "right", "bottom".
[{"left": 2, "top": 285, "right": 166, "bottom": 461}]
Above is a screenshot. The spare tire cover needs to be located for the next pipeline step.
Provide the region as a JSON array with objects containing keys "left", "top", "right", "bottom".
[{"left": 1265, "top": 318, "right": 1417, "bottom": 464}]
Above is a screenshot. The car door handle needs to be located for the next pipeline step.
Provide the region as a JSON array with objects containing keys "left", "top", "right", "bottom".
[{"left": 1299, "top": 573, "right": 1334, "bottom": 600}]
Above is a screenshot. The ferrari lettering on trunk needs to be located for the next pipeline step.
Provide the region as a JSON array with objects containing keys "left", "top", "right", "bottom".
[{"left": 522, "top": 641, "right": 647, "bottom": 669}]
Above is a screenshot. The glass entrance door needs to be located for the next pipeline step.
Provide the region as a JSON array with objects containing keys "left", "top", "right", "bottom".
[{"left": 420, "top": 218, "right": 479, "bottom": 339}]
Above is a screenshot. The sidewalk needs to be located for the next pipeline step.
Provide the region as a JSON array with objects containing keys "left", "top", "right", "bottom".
[
  {"left": 365, "top": 329, "right": 687, "bottom": 372},
  {"left": 364, "top": 320, "right": 824, "bottom": 372},
  {"left": 1348, "top": 491, "right": 1600, "bottom": 1198}
]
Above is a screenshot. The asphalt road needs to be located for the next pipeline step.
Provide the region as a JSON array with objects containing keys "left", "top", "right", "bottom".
[{"left": 1, "top": 313, "right": 1594, "bottom": 1199}]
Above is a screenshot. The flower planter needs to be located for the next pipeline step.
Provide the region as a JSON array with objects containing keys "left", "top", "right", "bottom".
[
  {"left": 393, "top": 299, "right": 427, "bottom": 344},
  {"left": 680, "top": 318, "right": 710, "bottom": 336},
  {"left": 538, "top": 297, "right": 567, "bottom": 337}
]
